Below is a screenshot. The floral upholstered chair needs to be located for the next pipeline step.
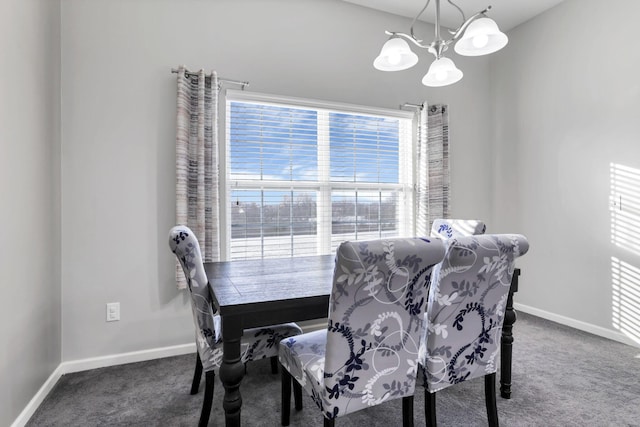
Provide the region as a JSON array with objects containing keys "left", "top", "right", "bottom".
[
  {"left": 279, "top": 237, "right": 446, "bottom": 427},
  {"left": 168, "top": 225, "right": 303, "bottom": 427},
  {"left": 419, "top": 234, "right": 529, "bottom": 427},
  {"left": 430, "top": 218, "right": 486, "bottom": 239}
]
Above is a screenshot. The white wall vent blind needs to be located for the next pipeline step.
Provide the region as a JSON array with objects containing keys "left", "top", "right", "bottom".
[{"left": 225, "top": 92, "right": 414, "bottom": 261}]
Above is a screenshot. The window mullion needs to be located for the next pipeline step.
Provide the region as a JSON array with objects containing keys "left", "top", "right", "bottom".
[
  {"left": 401, "top": 119, "right": 415, "bottom": 237},
  {"left": 318, "top": 110, "right": 331, "bottom": 255},
  {"left": 260, "top": 190, "right": 265, "bottom": 258}
]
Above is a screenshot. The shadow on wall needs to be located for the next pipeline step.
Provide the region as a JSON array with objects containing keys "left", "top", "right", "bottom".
[{"left": 610, "top": 163, "right": 640, "bottom": 345}]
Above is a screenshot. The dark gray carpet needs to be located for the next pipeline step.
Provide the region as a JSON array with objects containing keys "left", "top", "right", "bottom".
[{"left": 27, "top": 313, "right": 640, "bottom": 426}]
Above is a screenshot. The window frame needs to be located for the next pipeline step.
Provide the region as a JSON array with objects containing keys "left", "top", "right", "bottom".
[{"left": 220, "top": 89, "right": 416, "bottom": 261}]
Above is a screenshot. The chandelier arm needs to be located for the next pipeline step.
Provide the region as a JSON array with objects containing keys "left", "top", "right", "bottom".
[
  {"left": 409, "top": 0, "right": 432, "bottom": 40},
  {"left": 383, "top": 1, "right": 492, "bottom": 51},
  {"left": 447, "top": 0, "right": 466, "bottom": 31},
  {"left": 385, "top": 31, "right": 428, "bottom": 48},
  {"left": 449, "top": 8, "right": 491, "bottom": 41}
]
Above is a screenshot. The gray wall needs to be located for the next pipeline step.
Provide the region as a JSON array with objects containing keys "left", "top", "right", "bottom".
[
  {"left": 492, "top": 0, "right": 640, "bottom": 343},
  {"left": 60, "top": 0, "right": 493, "bottom": 360},
  {"left": 0, "top": 0, "right": 62, "bottom": 425}
]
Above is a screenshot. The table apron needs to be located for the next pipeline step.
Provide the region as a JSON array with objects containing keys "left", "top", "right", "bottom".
[{"left": 218, "top": 296, "right": 330, "bottom": 330}]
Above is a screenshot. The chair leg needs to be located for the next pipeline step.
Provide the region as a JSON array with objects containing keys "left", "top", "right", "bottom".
[
  {"left": 293, "top": 379, "right": 303, "bottom": 411},
  {"left": 281, "top": 366, "right": 292, "bottom": 426},
  {"left": 190, "top": 353, "right": 203, "bottom": 395},
  {"left": 425, "top": 390, "right": 437, "bottom": 427},
  {"left": 198, "top": 371, "right": 215, "bottom": 427},
  {"left": 271, "top": 356, "right": 279, "bottom": 374},
  {"left": 485, "top": 373, "right": 499, "bottom": 427},
  {"left": 402, "top": 396, "right": 414, "bottom": 427},
  {"left": 323, "top": 417, "right": 335, "bottom": 427}
]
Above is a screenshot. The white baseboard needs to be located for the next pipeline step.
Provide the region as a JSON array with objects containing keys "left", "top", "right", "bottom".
[
  {"left": 60, "top": 343, "right": 196, "bottom": 374},
  {"left": 10, "top": 343, "right": 196, "bottom": 427},
  {"left": 10, "top": 364, "right": 65, "bottom": 427},
  {"left": 514, "top": 303, "right": 640, "bottom": 348}
]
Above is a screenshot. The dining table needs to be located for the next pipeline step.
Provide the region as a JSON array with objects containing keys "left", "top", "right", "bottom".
[{"left": 205, "top": 255, "right": 521, "bottom": 427}]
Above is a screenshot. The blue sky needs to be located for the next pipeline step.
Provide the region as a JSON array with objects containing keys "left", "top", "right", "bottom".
[{"left": 229, "top": 102, "right": 400, "bottom": 186}]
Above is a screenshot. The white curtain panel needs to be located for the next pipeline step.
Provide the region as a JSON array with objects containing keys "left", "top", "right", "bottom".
[
  {"left": 175, "top": 66, "right": 220, "bottom": 289},
  {"left": 416, "top": 104, "right": 450, "bottom": 237}
]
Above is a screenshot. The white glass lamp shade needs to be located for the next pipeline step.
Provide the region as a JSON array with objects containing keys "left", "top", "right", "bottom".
[
  {"left": 454, "top": 17, "right": 508, "bottom": 56},
  {"left": 373, "top": 38, "right": 419, "bottom": 71},
  {"left": 421, "top": 57, "right": 463, "bottom": 87}
]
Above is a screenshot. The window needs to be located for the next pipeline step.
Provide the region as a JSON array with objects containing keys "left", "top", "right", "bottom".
[{"left": 223, "top": 91, "right": 415, "bottom": 260}]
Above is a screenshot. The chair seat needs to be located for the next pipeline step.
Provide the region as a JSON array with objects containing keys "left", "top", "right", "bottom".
[
  {"left": 280, "top": 320, "right": 423, "bottom": 419},
  {"left": 201, "top": 316, "right": 303, "bottom": 370},
  {"left": 279, "top": 329, "right": 327, "bottom": 398},
  {"left": 241, "top": 322, "right": 304, "bottom": 363}
]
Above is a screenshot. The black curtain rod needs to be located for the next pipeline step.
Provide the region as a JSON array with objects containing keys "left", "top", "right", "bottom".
[{"left": 171, "top": 68, "right": 249, "bottom": 89}]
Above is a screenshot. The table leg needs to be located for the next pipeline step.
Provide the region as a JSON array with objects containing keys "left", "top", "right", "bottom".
[
  {"left": 500, "top": 268, "right": 520, "bottom": 399},
  {"left": 219, "top": 315, "right": 245, "bottom": 426}
]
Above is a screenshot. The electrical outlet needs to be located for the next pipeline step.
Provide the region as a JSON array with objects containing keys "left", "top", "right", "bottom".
[{"left": 106, "top": 302, "right": 120, "bottom": 322}]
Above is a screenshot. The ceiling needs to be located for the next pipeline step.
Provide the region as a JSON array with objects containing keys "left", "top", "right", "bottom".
[{"left": 342, "top": 0, "right": 565, "bottom": 32}]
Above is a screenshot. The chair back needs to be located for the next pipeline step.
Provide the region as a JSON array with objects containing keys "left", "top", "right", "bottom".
[
  {"left": 169, "top": 225, "right": 222, "bottom": 370},
  {"left": 421, "top": 234, "right": 529, "bottom": 392},
  {"left": 321, "top": 237, "right": 445, "bottom": 418},
  {"left": 430, "top": 218, "right": 486, "bottom": 239}
]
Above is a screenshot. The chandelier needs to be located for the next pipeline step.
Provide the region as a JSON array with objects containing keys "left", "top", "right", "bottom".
[{"left": 373, "top": 0, "right": 508, "bottom": 87}]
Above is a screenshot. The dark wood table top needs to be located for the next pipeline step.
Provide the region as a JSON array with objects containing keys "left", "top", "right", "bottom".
[{"left": 204, "top": 254, "right": 335, "bottom": 328}]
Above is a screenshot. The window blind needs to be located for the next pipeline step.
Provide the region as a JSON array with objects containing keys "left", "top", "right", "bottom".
[{"left": 226, "top": 96, "right": 413, "bottom": 260}]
